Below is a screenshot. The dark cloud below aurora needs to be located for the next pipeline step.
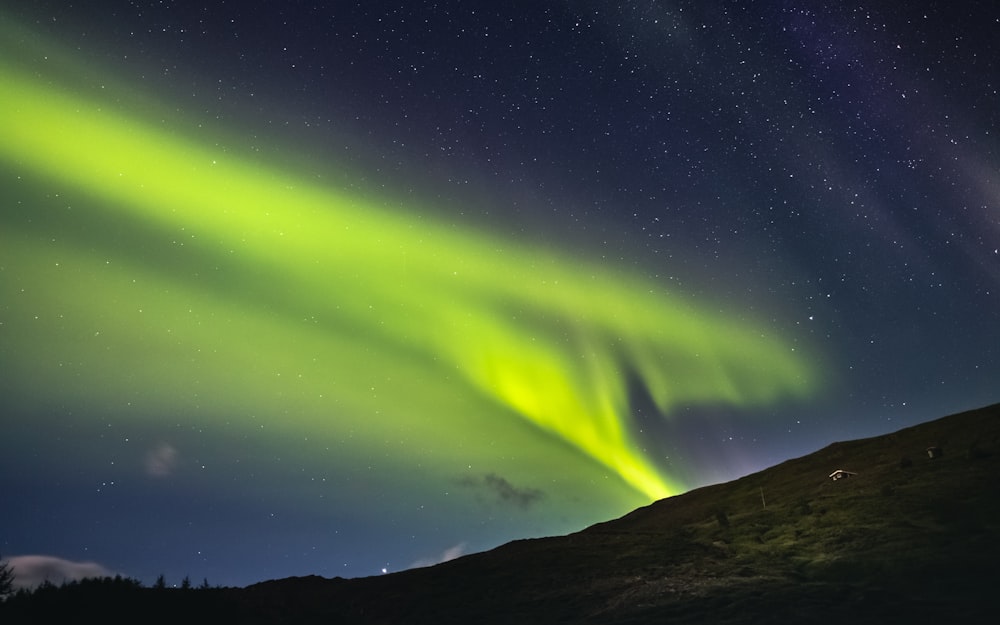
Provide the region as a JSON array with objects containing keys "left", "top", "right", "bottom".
[
  {"left": 1, "top": 0, "right": 998, "bottom": 589},
  {"left": 459, "top": 474, "right": 546, "bottom": 510}
]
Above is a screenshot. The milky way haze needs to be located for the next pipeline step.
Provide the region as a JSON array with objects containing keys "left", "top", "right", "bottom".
[{"left": 1, "top": 1, "right": 997, "bottom": 588}]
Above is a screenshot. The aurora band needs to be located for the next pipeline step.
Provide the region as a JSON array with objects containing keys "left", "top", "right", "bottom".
[{"left": 0, "top": 26, "right": 819, "bottom": 501}]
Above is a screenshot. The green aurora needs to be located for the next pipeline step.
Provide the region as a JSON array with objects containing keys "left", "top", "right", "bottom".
[{"left": 0, "top": 21, "right": 819, "bottom": 511}]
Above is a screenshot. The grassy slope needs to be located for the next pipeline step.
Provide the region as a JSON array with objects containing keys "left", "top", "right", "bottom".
[{"left": 244, "top": 402, "right": 999, "bottom": 624}]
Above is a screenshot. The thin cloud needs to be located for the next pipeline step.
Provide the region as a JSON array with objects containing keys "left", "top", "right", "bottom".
[
  {"left": 145, "top": 442, "right": 178, "bottom": 477},
  {"left": 484, "top": 473, "right": 544, "bottom": 508},
  {"left": 460, "top": 473, "right": 545, "bottom": 509},
  {"left": 7, "top": 555, "right": 113, "bottom": 589},
  {"left": 409, "top": 542, "right": 468, "bottom": 569}
]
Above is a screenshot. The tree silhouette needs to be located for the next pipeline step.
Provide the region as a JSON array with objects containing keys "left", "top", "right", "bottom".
[{"left": 0, "top": 554, "right": 14, "bottom": 598}]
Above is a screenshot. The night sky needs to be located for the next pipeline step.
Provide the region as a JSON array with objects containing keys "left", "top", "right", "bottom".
[{"left": 2, "top": 1, "right": 997, "bottom": 589}]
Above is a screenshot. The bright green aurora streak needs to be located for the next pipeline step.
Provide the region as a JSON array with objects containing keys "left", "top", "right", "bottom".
[{"left": 0, "top": 27, "right": 818, "bottom": 504}]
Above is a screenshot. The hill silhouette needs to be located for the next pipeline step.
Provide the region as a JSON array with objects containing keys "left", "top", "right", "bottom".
[{"left": 4, "top": 402, "right": 998, "bottom": 623}]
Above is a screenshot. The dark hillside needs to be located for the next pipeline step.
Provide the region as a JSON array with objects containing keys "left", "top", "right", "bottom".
[
  {"left": 4, "top": 402, "right": 998, "bottom": 624},
  {"left": 245, "top": 401, "right": 1000, "bottom": 623}
]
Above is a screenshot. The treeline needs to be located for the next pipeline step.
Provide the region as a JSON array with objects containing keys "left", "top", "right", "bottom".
[
  {"left": 5, "top": 572, "right": 223, "bottom": 597},
  {"left": 0, "top": 575, "right": 246, "bottom": 624}
]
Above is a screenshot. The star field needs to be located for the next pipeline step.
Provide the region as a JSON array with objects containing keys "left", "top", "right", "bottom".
[{"left": 1, "top": 1, "right": 997, "bottom": 589}]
